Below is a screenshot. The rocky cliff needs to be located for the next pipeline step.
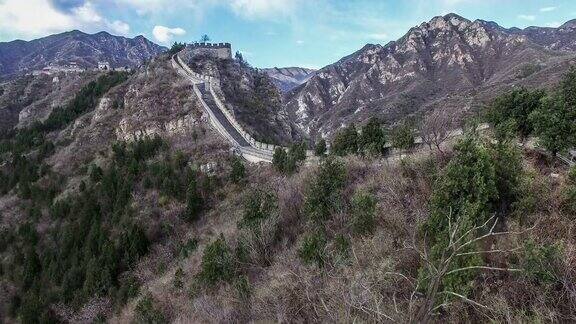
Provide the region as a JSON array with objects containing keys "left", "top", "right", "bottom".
[{"left": 284, "top": 13, "right": 576, "bottom": 140}]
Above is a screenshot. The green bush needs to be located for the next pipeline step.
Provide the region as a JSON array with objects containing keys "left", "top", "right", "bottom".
[
  {"left": 230, "top": 156, "right": 246, "bottom": 183},
  {"left": 173, "top": 268, "right": 184, "bottom": 289},
  {"left": 134, "top": 294, "right": 167, "bottom": 324},
  {"left": 304, "top": 157, "right": 347, "bottom": 223},
  {"left": 181, "top": 178, "right": 203, "bottom": 222},
  {"left": 351, "top": 191, "right": 377, "bottom": 236},
  {"left": 168, "top": 42, "right": 186, "bottom": 55},
  {"left": 391, "top": 122, "right": 416, "bottom": 150},
  {"left": 486, "top": 87, "right": 545, "bottom": 140},
  {"left": 241, "top": 189, "right": 277, "bottom": 229},
  {"left": 272, "top": 147, "right": 287, "bottom": 172},
  {"left": 332, "top": 124, "right": 358, "bottom": 156},
  {"left": 359, "top": 117, "right": 388, "bottom": 156},
  {"left": 421, "top": 135, "right": 498, "bottom": 297},
  {"left": 198, "top": 235, "right": 235, "bottom": 286},
  {"left": 314, "top": 138, "right": 327, "bottom": 156},
  {"left": 298, "top": 230, "right": 327, "bottom": 267},
  {"left": 522, "top": 240, "right": 562, "bottom": 285}
]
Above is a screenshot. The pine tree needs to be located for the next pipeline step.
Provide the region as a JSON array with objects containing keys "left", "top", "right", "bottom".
[{"left": 182, "top": 178, "right": 203, "bottom": 222}]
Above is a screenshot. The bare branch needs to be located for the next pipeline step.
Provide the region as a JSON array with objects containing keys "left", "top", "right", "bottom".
[
  {"left": 445, "top": 266, "right": 523, "bottom": 276},
  {"left": 441, "top": 291, "right": 491, "bottom": 310},
  {"left": 455, "top": 246, "right": 522, "bottom": 257}
]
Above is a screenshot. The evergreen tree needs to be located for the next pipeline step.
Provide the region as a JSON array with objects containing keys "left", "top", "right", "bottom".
[
  {"left": 359, "top": 117, "right": 387, "bottom": 156},
  {"left": 230, "top": 157, "right": 246, "bottom": 184},
  {"left": 182, "top": 178, "right": 203, "bottom": 222},
  {"left": 332, "top": 124, "right": 358, "bottom": 156},
  {"left": 305, "top": 157, "right": 347, "bottom": 223},
  {"left": 314, "top": 138, "right": 327, "bottom": 157},
  {"left": 487, "top": 87, "right": 545, "bottom": 140},
  {"left": 423, "top": 135, "right": 498, "bottom": 295},
  {"left": 391, "top": 122, "right": 416, "bottom": 150},
  {"left": 272, "top": 147, "right": 288, "bottom": 172},
  {"left": 530, "top": 68, "right": 576, "bottom": 156}
]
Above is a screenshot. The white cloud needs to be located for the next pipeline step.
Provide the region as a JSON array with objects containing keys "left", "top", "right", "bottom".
[
  {"left": 518, "top": 14, "right": 536, "bottom": 21},
  {"left": 152, "top": 25, "right": 186, "bottom": 43},
  {"left": 111, "top": 20, "right": 131, "bottom": 35},
  {"left": 540, "top": 6, "right": 557, "bottom": 12},
  {"left": 72, "top": 1, "right": 103, "bottom": 23},
  {"left": 0, "top": 0, "right": 131, "bottom": 39},
  {"left": 296, "top": 40, "right": 304, "bottom": 45},
  {"left": 228, "top": 0, "right": 296, "bottom": 19},
  {"left": 0, "top": 0, "right": 74, "bottom": 38}
]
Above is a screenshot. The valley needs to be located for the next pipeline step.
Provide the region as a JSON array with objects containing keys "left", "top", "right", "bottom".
[{"left": 1, "top": 9, "right": 576, "bottom": 324}]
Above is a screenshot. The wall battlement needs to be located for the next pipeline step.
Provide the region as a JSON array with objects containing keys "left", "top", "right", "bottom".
[
  {"left": 188, "top": 42, "right": 231, "bottom": 49},
  {"left": 183, "top": 42, "right": 232, "bottom": 60}
]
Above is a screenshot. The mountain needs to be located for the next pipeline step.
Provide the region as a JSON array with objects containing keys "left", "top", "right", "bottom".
[
  {"left": 261, "top": 67, "right": 316, "bottom": 92},
  {"left": 0, "top": 30, "right": 165, "bottom": 78},
  {"left": 284, "top": 14, "right": 576, "bottom": 140}
]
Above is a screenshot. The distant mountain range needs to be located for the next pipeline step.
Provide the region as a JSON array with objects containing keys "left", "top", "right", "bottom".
[
  {"left": 261, "top": 67, "right": 315, "bottom": 92},
  {"left": 0, "top": 30, "right": 166, "bottom": 78},
  {"left": 284, "top": 14, "right": 576, "bottom": 139}
]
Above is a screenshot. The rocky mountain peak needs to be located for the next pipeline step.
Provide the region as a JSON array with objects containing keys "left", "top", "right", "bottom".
[
  {"left": 0, "top": 30, "right": 166, "bottom": 78},
  {"left": 283, "top": 15, "right": 576, "bottom": 140}
]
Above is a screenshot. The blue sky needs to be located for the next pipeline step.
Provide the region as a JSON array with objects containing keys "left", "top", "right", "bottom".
[{"left": 1, "top": 0, "right": 575, "bottom": 68}]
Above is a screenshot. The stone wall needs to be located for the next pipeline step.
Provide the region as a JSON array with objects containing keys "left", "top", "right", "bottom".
[{"left": 182, "top": 43, "right": 232, "bottom": 61}]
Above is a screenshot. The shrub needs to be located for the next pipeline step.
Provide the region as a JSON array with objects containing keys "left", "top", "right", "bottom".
[
  {"left": 198, "top": 235, "right": 235, "bottom": 286},
  {"left": 422, "top": 135, "right": 498, "bottom": 296},
  {"left": 241, "top": 189, "right": 277, "bottom": 229},
  {"left": 272, "top": 147, "right": 288, "bottom": 172},
  {"left": 391, "top": 122, "right": 416, "bottom": 150},
  {"left": 486, "top": 87, "right": 545, "bottom": 140},
  {"left": 173, "top": 268, "right": 184, "bottom": 289},
  {"left": 359, "top": 117, "right": 388, "bottom": 156},
  {"left": 332, "top": 124, "right": 358, "bottom": 156},
  {"left": 350, "top": 191, "right": 377, "bottom": 236},
  {"left": 298, "top": 230, "right": 327, "bottom": 267},
  {"left": 522, "top": 240, "right": 562, "bottom": 285},
  {"left": 230, "top": 156, "right": 246, "bottom": 184},
  {"left": 181, "top": 178, "right": 203, "bottom": 222},
  {"left": 168, "top": 42, "right": 186, "bottom": 55},
  {"left": 134, "top": 294, "right": 167, "bottom": 324},
  {"left": 304, "top": 157, "right": 347, "bottom": 223},
  {"left": 314, "top": 138, "right": 327, "bottom": 156}
]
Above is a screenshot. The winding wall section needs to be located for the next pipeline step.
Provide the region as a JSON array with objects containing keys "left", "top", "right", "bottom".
[{"left": 172, "top": 54, "right": 280, "bottom": 163}]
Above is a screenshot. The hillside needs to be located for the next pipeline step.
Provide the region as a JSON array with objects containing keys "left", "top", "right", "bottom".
[
  {"left": 184, "top": 53, "right": 300, "bottom": 145},
  {"left": 1, "top": 13, "right": 576, "bottom": 324},
  {"left": 284, "top": 14, "right": 576, "bottom": 140},
  {"left": 0, "top": 30, "right": 165, "bottom": 79}
]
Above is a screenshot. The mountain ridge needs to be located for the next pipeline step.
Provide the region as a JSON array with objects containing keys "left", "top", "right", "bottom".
[
  {"left": 284, "top": 13, "right": 576, "bottom": 140},
  {"left": 0, "top": 30, "right": 166, "bottom": 78}
]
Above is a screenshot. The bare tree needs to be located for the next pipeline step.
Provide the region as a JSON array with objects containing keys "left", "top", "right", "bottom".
[
  {"left": 420, "top": 107, "right": 461, "bottom": 154},
  {"left": 403, "top": 214, "right": 532, "bottom": 323}
]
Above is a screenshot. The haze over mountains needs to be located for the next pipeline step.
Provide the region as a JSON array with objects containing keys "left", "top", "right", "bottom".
[
  {"left": 0, "top": 30, "right": 165, "bottom": 78},
  {"left": 261, "top": 67, "right": 316, "bottom": 92}
]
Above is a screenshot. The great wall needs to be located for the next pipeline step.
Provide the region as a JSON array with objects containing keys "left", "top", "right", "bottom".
[{"left": 171, "top": 51, "right": 285, "bottom": 163}]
